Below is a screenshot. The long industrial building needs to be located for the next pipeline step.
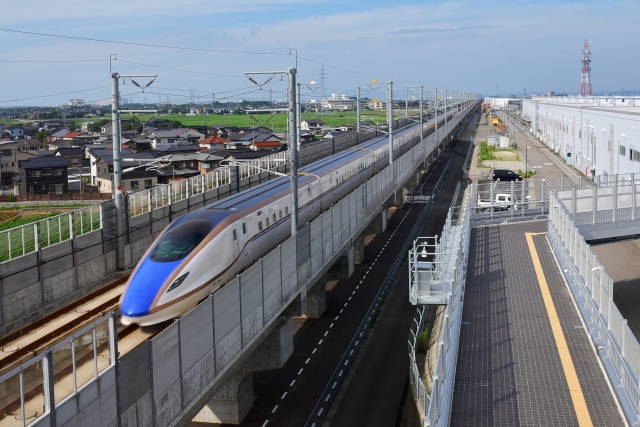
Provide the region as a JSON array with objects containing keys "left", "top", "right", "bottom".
[{"left": 522, "top": 96, "right": 640, "bottom": 181}]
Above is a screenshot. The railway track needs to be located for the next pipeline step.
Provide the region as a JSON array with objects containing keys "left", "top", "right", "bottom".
[{"left": 0, "top": 275, "right": 139, "bottom": 376}]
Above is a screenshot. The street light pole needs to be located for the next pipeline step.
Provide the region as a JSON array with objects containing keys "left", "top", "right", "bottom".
[{"left": 526, "top": 146, "right": 530, "bottom": 177}]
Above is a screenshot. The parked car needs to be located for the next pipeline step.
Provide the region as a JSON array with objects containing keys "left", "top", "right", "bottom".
[
  {"left": 476, "top": 193, "right": 519, "bottom": 212},
  {"left": 492, "top": 169, "right": 522, "bottom": 182}
]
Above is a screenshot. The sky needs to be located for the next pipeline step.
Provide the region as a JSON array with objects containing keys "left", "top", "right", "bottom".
[{"left": 1, "top": 0, "right": 639, "bottom": 106}]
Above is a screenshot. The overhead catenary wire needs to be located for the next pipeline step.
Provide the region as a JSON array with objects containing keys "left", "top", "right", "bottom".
[
  {"left": 0, "top": 28, "right": 288, "bottom": 56},
  {"left": 0, "top": 86, "right": 111, "bottom": 104}
]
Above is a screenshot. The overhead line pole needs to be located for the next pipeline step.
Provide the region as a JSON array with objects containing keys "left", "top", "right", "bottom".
[
  {"left": 388, "top": 80, "right": 394, "bottom": 169},
  {"left": 110, "top": 71, "right": 156, "bottom": 270},
  {"left": 246, "top": 68, "right": 299, "bottom": 236},
  {"left": 356, "top": 86, "right": 361, "bottom": 143},
  {"left": 288, "top": 68, "right": 299, "bottom": 235}
]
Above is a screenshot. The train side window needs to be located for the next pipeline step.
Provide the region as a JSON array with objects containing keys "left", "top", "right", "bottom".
[
  {"left": 273, "top": 213, "right": 277, "bottom": 222},
  {"left": 279, "top": 210, "right": 282, "bottom": 219},
  {"left": 308, "top": 187, "right": 311, "bottom": 196},
  {"left": 266, "top": 218, "right": 270, "bottom": 227},
  {"left": 242, "top": 223, "right": 246, "bottom": 234},
  {"left": 285, "top": 207, "right": 289, "bottom": 215},
  {"left": 259, "top": 221, "right": 263, "bottom": 231},
  {"left": 233, "top": 229, "right": 237, "bottom": 240}
]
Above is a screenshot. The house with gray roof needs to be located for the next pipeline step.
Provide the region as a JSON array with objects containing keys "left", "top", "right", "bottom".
[{"left": 20, "top": 156, "right": 68, "bottom": 195}]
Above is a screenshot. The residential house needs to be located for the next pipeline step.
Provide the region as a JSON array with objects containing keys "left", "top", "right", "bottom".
[
  {"left": 226, "top": 129, "right": 282, "bottom": 151},
  {"left": 20, "top": 157, "right": 68, "bottom": 195},
  {"left": 22, "top": 125, "right": 39, "bottom": 138},
  {"left": 301, "top": 120, "right": 325, "bottom": 132},
  {"left": 201, "top": 147, "right": 278, "bottom": 161},
  {"left": 127, "top": 138, "right": 152, "bottom": 151},
  {"left": 150, "top": 143, "right": 200, "bottom": 157},
  {"left": 322, "top": 130, "right": 353, "bottom": 139},
  {"left": 56, "top": 148, "right": 84, "bottom": 167},
  {"left": 44, "top": 122, "right": 64, "bottom": 132},
  {"left": 149, "top": 128, "right": 204, "bottom": 148},
  {"left": 300, "top": 132, "right": 316, "bottom": 143},
  {"left": 62, "top": 131, "right": 101, "bottom": 144},
  {"left": 4, "top": 125, "right": 24, "bottom": 139},
  {"left": 48, "top": 128, "right": 70, "bottom": 143},
  {"left": 199, "top": 135, "right": 229, "bottom": 150},
  {"left": 35, "top": 150, "right": 56, "bottom": 156},
  {"left": 92, "top": 152, "right": 157, "bottom": 193},
  {"left": 0, "top": 139, "right": 40, "bottom": 185},
  {"left": 155, "top": 152, "right": 223, "bottom": 183}
]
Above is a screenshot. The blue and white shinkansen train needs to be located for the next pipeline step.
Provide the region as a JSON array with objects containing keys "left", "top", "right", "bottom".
[{"left": 119, "top": 112, "right": 452, "bottom": 325}]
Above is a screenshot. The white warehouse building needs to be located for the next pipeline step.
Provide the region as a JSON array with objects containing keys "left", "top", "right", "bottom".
[{"left": 522, "top": 96, "right": 640, "bottom": 182}]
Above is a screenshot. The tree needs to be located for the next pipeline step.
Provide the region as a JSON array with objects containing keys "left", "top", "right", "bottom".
[
  {"left": 68, "top": 120, "right": 78, "bottom": 131},
  {"left": 36, "top": 130, "right": 49, "bottom": 148},
  {"left": 170, "top": 120, "right": 183, "bottom": 128}
]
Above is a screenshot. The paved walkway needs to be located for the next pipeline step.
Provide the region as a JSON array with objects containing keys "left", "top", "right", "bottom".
[{"left": 451, "top": 221, "right": 624, "bottom": 427}]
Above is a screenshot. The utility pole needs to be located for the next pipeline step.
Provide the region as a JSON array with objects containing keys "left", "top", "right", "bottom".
[{"left": 110, "top": 71, "right": 157, "bottom": 270}]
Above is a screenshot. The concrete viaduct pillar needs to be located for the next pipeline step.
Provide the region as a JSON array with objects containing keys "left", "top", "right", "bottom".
[{"left": 193, "top": 317, "right": 294, "bottom": 424}]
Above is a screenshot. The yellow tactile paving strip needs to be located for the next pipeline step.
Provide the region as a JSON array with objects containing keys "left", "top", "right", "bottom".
[{"left": 525, "top": 232, "right": 593, "bottom": 427}]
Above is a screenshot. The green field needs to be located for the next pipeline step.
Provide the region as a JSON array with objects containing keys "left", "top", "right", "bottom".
[{"left": 115, "top": 110, "right": 417, "bottom": 133}]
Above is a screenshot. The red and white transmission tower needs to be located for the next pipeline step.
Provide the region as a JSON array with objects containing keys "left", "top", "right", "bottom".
[{"left": 579, "top": 38, "right": 592, "bottom": 96}]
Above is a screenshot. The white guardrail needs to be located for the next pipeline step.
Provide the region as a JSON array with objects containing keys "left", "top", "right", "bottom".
[
  {"left": 549, "top": 190, "right": 640, "bottom": 424},
  {"left": 127, "top": 151, "right": 289, "bottom": 217},
  {"left": 0, "top": 205, "right": 102, "bottom": 263},
  {"left": 0, "top": 313, "right": 117, "bottom": 427},
  {"left": 408, "top": 189, "right": 472, "bottom": 426}
]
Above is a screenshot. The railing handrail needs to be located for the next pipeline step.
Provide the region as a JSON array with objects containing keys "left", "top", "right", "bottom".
[{"left": 548, "top": 191, "right": 640, "bottom": 424}]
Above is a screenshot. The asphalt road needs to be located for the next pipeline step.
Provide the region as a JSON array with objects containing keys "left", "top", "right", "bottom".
[
  {"left": 498, "top": 111, "right": 581, "bottom": 181},
  {"left": 327, "top": 139, "right": 471, "bottom": 427}
]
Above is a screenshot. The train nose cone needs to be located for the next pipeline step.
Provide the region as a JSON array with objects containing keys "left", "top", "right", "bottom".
[
  {"left": 120, "top": 258, "right": 183, "bottom": 318},
  {"left": 120, "top": 297, "right": 151, "bottom": 317}
]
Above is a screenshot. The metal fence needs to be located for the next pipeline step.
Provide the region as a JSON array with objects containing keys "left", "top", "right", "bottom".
[
  {"left": 408, "top": 190, "right": 472, "bottom": 426},
  {"left": 0, "top": 204, "right": 102, "bottom": 263},
  {"left": 0, "top": 313, "right": 117, "bottom": 427},
  {"left": 554, "top": 173, "right": 640, "bottom": 227},
  {"left": 548, "top": 191, "right": 640, "bottom": 424},
  {"left": 408, "top": 305, "right": 429, "bottom": 416}
]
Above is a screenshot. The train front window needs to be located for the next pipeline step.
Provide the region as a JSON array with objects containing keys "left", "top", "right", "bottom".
[{"left": 150, "top": 219, "right": 211, "bottom": 262}]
